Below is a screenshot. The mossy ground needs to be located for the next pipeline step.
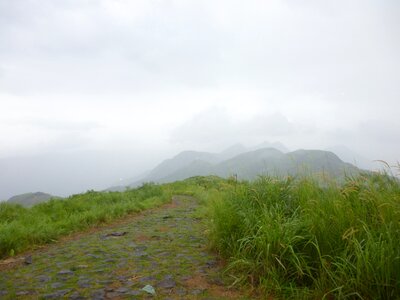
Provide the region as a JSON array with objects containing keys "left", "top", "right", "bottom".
[{"left": 0, "top": 195, "right": 251, "bottom": 299}]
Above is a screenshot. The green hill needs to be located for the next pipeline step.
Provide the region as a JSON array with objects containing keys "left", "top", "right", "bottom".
[
  {"left": 7, "top": 192, "right": 60, "bottom": 207},
  {"left": 135, "top": 148, "right": 361, "bottom": 186}
]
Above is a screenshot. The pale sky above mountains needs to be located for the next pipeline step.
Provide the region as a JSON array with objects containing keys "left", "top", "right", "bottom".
[{"left": 0, "top": 0, "right": 399, "bottom": 198}]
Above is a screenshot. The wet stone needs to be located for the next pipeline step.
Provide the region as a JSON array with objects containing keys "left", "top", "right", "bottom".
[
  {"left": 43, "top": 289, "right": 71, "bottom": 299},
  {"left": 57, "top": 269, "right": 74, "bottom": 276},
  {"left": 51, "top": 282, "right": 64, "bottom": 289},
  {"left": 92, "top": 268, "right": 107, "bottom": 274},
  {"left": 191, "top": 288, "right": 206, "bottom": 295},
  {"left": 127, "top": 290, "right": 142, "bottom": 296},
  {"left": 106, "top": 292, "right": 120, "bottom": 298},
  {"left": 133, "top": 251, "right": 147, "bottom": 257},
  {"left": 134, "top": 245, "right": 147, "bottom": 251},
  {"left": 24, "top": 255, "right": 33, "bottom": 265},
  {"left": 107, "top": 231, "right": 128, "bottom": 237},
  {"left": 69, "top": 292, "right": 85, "bottom": 300},
  {"left": 37, "top": 275, "right": 51, "bottom": 282},
  {"left": 138, "top": 275, "right": 156, "bottom": 283},
  {"left": 77, "top": 279, "right": 91, "bottom": 288},
  {"left": 115, "top": 287, "right": 129, "bottom": 293},
  {"left": 155, "top": 251, "right": 170, "bottom": 257},
  {"left": 176, "top": 288, "right": 187, "bottom": 296},
  {"left": 206, "top": 260, "right": 218, "bottom": 268},
  {"left": 91, "top": 289, "right": 106, "bottom": 299},
  {"left": 150, "top": 262, "right": 159, "bottom": 268},
  {"left": 158, "top": 277, "right": 176, "bottom": 289},
  {"left": 116, "top": 262, "right": 128, "bottom": 268},
  {"left": 209, "top": 277, "right": 224, "bottom": 286},
  {"left": 96, "top": 279, "right": 113, "bottom": 285},
  {"left": 116, "top": 275, "right": 129, "bottom": 282},
  {"left": 180, "top": 275, "right": 191, "bottom": 281}
]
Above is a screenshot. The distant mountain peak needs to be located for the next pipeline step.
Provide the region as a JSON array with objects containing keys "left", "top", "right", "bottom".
[
  {"left": 106, "top": 146, "right": 362, "bottom": 191},
  {"left": 8, "top": 192, "right": 59, "bottom": 207}
]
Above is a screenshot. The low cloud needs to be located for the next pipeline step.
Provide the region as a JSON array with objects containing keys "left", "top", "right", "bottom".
[
  {"left": 170, "top": 108, "right": 295, "bottom": 150},
  {"left": 26, "top": 119, "right": 101, "bottom": 131}
]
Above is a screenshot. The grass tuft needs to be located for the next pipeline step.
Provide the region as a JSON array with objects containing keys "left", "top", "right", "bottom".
[{"left": 208, "top": 172, "right": 400, "bottom": 299}]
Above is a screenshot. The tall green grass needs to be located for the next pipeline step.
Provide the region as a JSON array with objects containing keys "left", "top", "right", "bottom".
[
  {"left": 208, "top": 173, "right": 400, "bottom": 299},
  {"left": 0, "top": 183, "right": 171, "bottom": 259}
]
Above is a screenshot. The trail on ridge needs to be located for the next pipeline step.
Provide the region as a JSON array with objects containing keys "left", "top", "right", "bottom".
[{"left": 0, "top": 196, "right": 250, "bottom": 299}]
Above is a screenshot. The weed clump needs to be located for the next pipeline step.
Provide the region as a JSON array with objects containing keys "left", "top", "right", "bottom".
[{"left": 208, "top": 173, "right": 400, "bottom": 299}]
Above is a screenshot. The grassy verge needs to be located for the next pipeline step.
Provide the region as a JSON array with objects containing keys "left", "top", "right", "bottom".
[
  {"left": 207, "top": 173, "right": 400, "bottom": 299},
  {"left": 0, "top": 183, "right": 171, "bottom": 259}
]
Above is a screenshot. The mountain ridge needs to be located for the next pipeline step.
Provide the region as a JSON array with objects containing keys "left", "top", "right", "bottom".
[{"left": 107, "top": 146, "right": 362, "bottom": 191}]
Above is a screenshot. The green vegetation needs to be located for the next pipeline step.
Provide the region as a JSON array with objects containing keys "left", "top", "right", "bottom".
[
  {"left": 7, "top": 192, "right": 59, "bottom": 207},
  {"left": 110, "top": 147, "right": 361, "bottom": 191},
  {"left": 207, "top": 172, "right": 400, "bottom": 299},
  {"left": 1, "top": 171, "right": 399, "bottom": 299},
  {"left": 0, "top": 183, "right": 171, "bottom": 259}
]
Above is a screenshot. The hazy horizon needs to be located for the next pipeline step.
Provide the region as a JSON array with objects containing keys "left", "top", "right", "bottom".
[{"left": 1, "top": 0, "right": 399, "bottom": 199}]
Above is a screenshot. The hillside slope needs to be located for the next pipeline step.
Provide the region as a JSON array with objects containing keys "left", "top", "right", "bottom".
[
  {"left": 118, "top": 147, "right": 362, "bottom": 189},
  {"left": 7, "top": 192, "right": 60, "bottom": 207}
]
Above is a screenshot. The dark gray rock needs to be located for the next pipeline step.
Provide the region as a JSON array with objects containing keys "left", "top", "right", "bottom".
[
  {"left": 16, "top": 291, "right": 30, "bottom": 296},
  {"left": 91, "top": 289, "right": 105, "bottom": 299},
  {"left": 37, "top": 275, "right": 51, "bottom": 282},
  {"left": 115, "top": 287, "right": 129, "bottom": 293},
  {"left": 157, "top": 277, "right": 176, "bottom": 289},
  {"left": 57, "top": 270, "right": 74, "bottom": 276},
  {"left": 51, "top": 282, "right": 64, "bottom": 289},
  {"left": 24, "top": 255, "right": 33, "bottom": 265},
  {"left": 106, "top": 292, "right": 120, "bottom": 298},
  {"left": 138, "top": 275, "right": 156, "bottom": 283},
  {"left": 69, "top": 291, "right": 85, "bottom": 300},
  {"left": 155, "top": 251, "right": 171, "bottom": 257},
  {"left": 191, "top": 288, "right": 206, "bottom": 295},
  {"left": 43, "top": 289, "right": 71, "bottom": 299},
  {"left": 116, "top": 275, "right": 129, "bottom": 282},
  {"left": 106, "top": 231, "right": 128, "bottom": 237},
  {"left": 133, "top": 250, "right": 147, "bottom": 257},
  {"left": 209, "top": 277, "right": 224, "bottom": 286},
  {"left": 176, "top": 288, "right": 187, "bottom": 296},
  {"left": 206, "top": 260, "right": 218, "bottom": 268},
  {"left": 77, "top": 279, "right": 91, "bottom": 288},
  {"left": 134, "top": 245, "right": 147, "bottom": 251},
  {"left": 96, "top": 279, "right": 113, "bottom": 285},
  {"left": 127, "top": 290, "right": 142, "bottom": 296}
]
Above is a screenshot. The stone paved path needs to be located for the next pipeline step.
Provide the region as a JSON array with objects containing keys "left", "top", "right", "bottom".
[{"left": 0, "top": 196, "right": 250, "bottom": 299}]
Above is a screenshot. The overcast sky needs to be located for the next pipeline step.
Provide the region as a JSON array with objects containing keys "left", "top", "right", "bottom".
[{"left": 0, "top": 0, "right": 399, "bottom": 198}]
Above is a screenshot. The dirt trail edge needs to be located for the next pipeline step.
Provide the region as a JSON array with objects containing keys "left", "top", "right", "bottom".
[{"left": 0, "top": 196, "right": 251, "bottom": 299}]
